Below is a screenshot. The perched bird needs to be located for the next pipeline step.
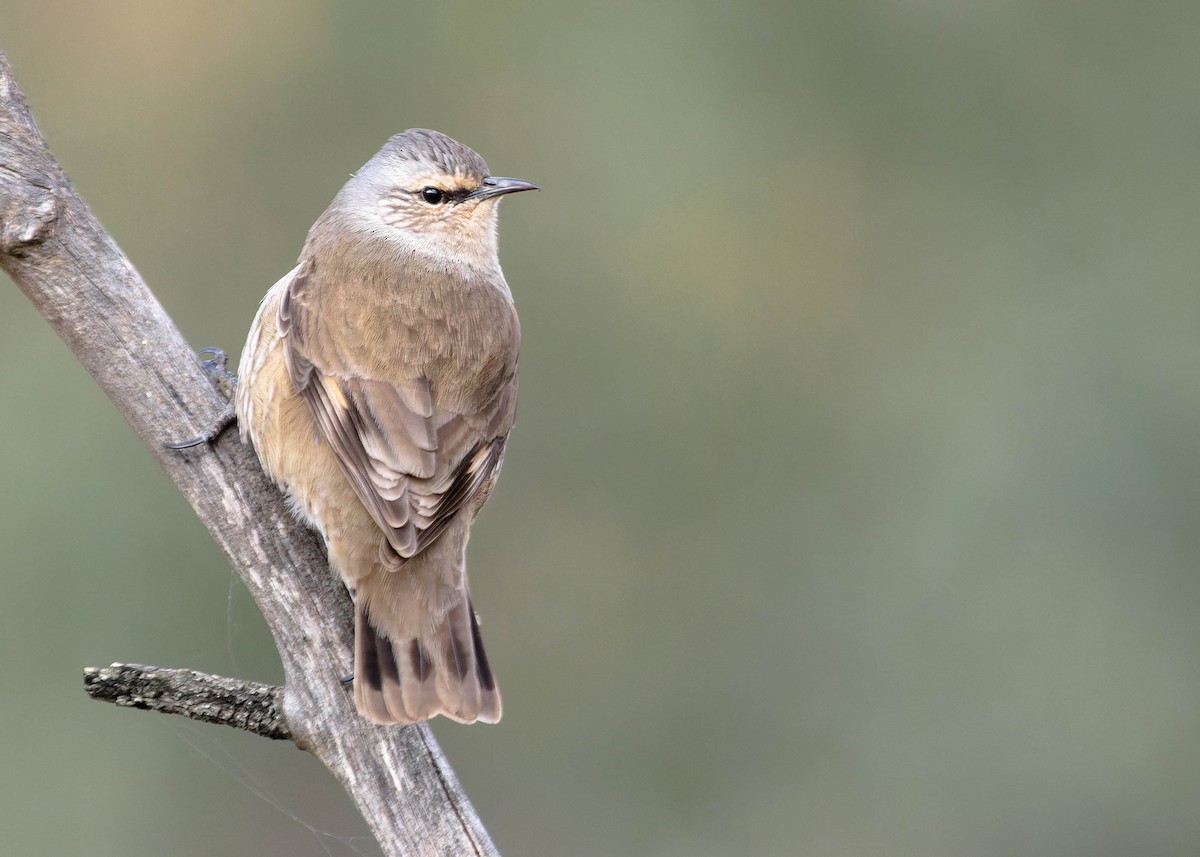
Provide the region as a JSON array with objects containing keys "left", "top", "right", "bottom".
[{"left": 235, "top": 129, "right": 536, "bottom": 724}]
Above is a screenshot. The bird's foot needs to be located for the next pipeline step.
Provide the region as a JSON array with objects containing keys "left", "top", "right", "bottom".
[
  {"left": 196, "top": 346, "right": 237, "bottom": 400},
  {"left": 163, "top": 347, "right": 238, "bottom": 450}
]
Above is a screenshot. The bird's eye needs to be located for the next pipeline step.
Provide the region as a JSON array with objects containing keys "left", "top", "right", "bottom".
[{"left": 421, "top": 187, "right": 445, "bottom": 204}]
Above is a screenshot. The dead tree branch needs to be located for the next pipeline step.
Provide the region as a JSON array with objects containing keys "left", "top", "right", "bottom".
[
  {"left": 84, "top": 663, "right": 291, "bottom": 741},
  {"left": 0, "top": 51, "right": 499, "bottom": 857}
]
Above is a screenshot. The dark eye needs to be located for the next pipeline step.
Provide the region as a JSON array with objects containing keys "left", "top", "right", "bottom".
[{"left": 421, "top": 186, "right": 445, "bottom": 204}]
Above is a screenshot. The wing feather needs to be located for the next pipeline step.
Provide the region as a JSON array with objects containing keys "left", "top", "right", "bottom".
[{"left": 278, "top": 258, "right": 514, "bottom": 561}]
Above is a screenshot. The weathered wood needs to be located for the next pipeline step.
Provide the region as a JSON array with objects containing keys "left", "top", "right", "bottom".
[
  {"left": 0, "top": 51, "right": 499, "bottom": 857},
  {"left": 84, "top": 663, "right": 291, "bottom": 741}
]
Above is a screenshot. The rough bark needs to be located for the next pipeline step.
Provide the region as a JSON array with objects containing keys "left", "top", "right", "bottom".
[
  {"left": 0, "top": 51, "right": 499, "bottom": 857},
  {"left": 84, "top": 663, "right": 291, "bottom": 741}
]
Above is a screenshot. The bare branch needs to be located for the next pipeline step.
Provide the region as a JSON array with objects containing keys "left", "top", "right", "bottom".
[
  {"left": 84, "top": 663, "right": 290, "bottom": 741},
  {"left": 0, "top": 51, "right": 499, "bottom": 857}
]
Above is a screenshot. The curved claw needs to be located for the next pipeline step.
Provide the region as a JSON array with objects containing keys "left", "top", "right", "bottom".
[
  {"left": 164, "top": 404, "right": 236, "bottom": 450},
  {"left": 197, "top": 346, "right": 229, "bottom": 375},
  {"left": 192, "top": 346, "right": 237, "bottom": 400},
  {"left": 164, "top": 435, "right": 210, "bottom": 450}
]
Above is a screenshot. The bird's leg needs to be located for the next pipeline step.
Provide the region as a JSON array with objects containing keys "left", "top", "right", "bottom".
[
  {"left": 197, "top": 346, "right": 237, "bottom": 400},
  {"left": 164, "top": 347, "right": 239, "bottom": 450}
]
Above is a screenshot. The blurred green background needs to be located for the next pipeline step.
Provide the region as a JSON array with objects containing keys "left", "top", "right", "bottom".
[{"left": 2, "top": 2, "right": 1199, "bottom": 855}]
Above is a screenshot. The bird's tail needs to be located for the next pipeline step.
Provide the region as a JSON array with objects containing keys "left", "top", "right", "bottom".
[{"left": 354, "top": 595, "right": 501, "bottom": 725}]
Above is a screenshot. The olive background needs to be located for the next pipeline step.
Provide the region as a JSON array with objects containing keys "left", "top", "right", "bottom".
[{"left": 2, "top": 3, "right": 1199, "bottom": 856}]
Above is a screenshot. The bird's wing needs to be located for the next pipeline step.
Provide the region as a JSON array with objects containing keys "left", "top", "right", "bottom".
[{"left": 278, "top": 260, "right": 512, "bottom": 560}]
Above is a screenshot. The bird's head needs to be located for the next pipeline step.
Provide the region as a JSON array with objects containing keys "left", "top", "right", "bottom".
[{"left": 334, "top": 128, "right": 537, "bottom": 273}]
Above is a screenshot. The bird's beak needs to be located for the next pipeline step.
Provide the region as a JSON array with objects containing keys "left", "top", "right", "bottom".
[{"left": 471, "top": 176, "right": 540, "bottom": 201}]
